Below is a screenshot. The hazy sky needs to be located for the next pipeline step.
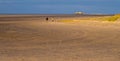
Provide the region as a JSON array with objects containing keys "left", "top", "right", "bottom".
[{"left": 0, "top": 0, "right": 119, "bottom": 14}]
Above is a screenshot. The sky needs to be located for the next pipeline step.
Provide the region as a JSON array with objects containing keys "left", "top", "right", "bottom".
[{"left": 0, "top": 0, "right": 120, "bottom": 14}]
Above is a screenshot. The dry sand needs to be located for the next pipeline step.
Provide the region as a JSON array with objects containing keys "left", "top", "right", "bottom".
[{"left": 0, "top": 15, "right": 120, "bottom": 61}]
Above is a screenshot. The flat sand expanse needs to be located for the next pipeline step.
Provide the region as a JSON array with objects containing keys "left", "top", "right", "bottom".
[{"left": 0, "top": 16, "right": 120, "bottom": 61}]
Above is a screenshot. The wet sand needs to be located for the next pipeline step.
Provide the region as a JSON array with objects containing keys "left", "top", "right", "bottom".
[{"left": 0, "top": 15, "right": 120, "bottom": 61}]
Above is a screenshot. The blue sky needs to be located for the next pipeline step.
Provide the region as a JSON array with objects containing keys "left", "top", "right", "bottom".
[{"left": 0, "top": 0, "right": 120, "bottom": 14}]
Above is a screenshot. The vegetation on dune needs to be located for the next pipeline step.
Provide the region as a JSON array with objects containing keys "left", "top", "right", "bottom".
[
  {"left": 89, "top": 14, "right": 120, "bottom": 22},
  {"left": 59, "top": 14, "right": 120, "bottom": 23},
  {"left": 105, "top": 14, "right": 120, "bottom": 22},
  {"left": 59, "top": 20, "right": 76, "bottom": 23}
]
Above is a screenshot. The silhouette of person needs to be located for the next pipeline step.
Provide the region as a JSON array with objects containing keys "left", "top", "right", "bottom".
[{"left": 46, "top": 17, "right": 49, "bottom": 21}]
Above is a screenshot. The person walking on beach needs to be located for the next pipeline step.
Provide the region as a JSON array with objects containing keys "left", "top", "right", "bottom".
[{"left": 46, "top": 17, "right": 49, "bottom": 21}]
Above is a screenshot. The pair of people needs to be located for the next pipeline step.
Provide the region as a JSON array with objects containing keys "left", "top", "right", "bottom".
[{"left": 46, "top": 17, "right": 54, "bottom": 22}]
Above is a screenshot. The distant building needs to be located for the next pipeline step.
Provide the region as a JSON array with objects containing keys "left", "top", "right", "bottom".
[{"left": 75, "top": 12, "right": 84, "bottom": 14}]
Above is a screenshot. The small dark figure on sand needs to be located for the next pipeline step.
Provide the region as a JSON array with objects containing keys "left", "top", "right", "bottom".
[{"left": 46, "top": 17, "right": 49, "bottom": 21}]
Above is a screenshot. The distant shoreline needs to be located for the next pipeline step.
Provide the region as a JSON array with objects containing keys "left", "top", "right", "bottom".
[{"left": 0, "top": 14, "right": 113, "bottom": 17}]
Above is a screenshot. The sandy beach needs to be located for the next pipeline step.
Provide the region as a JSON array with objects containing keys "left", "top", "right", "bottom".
[{"left": 0, "top": 15, "right": 120, "bottom": 61}]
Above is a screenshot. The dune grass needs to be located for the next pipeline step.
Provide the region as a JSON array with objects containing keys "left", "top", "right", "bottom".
[
  {"left": 59, "top": 14, "right": 120, "bottom": 23},
  {"left": 106, "top": 14, "right": 120, "bottom": 21},
  {"left": 59, "top": 20, "right": 75, "bottom": 23}
]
